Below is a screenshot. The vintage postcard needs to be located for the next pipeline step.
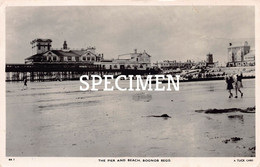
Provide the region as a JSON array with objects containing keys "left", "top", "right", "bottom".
[{"left": 0, "top": 0, "right": 259, "bottom": 167}]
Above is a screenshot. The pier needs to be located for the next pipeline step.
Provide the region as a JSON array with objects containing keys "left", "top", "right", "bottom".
[{"left": 5, "top": 63, "right": 160, "bottom": 82}]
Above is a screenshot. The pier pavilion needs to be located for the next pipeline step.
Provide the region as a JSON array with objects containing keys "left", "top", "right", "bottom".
[{"left": 6, "top": 38, "right": 158, "bottom": 81}]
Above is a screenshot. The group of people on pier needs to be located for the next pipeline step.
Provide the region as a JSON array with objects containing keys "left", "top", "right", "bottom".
[{"left": 225, "top": 72, "right": 244, "bottom": 98}]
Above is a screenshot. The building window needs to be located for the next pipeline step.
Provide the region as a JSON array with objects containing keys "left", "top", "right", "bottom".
[
  {"left": 120, "top": 65, "right": 125, "bottom": 69},
  {"left": 72, "top": 57, "right": 75, "bottom": 61},
  {"left": 91, "top": 57, "right": 95, "bottom": 61},
  {"left": 53, "top": 56, "right": 57, "bottom": 61},
  {"left": 68, "top": 56, "right": 72, "bottom": 61},
  {"left": 114, "top": 65, "right": 118, "bottom": 68},
  {"left": 87, "top": 57, "right": 90, "bottom": 61},
  {"left": 82, "top": 56, "right": 86, "bottom": 61},
  {"left": 64, "top": 57, "right": 67, "bottom": 61}
]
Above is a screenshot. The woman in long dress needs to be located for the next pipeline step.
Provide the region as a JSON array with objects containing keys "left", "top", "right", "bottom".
[
  {"left": 234, "top": 72, "right": 243, "bottom": 98},
  {"left": 226, "top": 74, "right": 234, "bottom": 98}
]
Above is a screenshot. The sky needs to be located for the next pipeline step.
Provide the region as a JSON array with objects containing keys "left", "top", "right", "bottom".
[{"left": 6, "top": 6, "right": 255, "bottom": 64}]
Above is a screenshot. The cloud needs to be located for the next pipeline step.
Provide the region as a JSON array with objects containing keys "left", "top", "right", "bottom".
[{"left": 6, "top": 6, "right": 254, "bottom": 64}]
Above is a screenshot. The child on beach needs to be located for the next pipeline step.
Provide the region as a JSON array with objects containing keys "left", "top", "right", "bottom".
[{"left": 225, "top": 74, "right": 234, "bottom": 98}]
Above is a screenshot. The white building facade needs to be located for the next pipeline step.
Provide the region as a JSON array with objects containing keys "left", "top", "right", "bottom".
[{"left": 96, "top": 49, "right": 151, "bottom": 70}]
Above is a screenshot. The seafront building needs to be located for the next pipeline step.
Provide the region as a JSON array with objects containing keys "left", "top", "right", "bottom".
[
  {"left": 25, "top": 39, "right": 104, "bottom": 64},
  {"left": 95, "top": 49, "right": 151, "bottom": 70},
  {"left": 25, "top": 39, "right": 152, "bottom": 71},
  {"left": 154, "top": 60, "right": 196, "bottom": 70},
  {"left": 155, "top": 41, "right": 255, "bottom": 70},
  {"left": 226, "top": 41, "right": 255, "bottom": 67},
  {"left": 155, "top": 53, "right": 218, "bottom": 70},
  {"left": 6, "top": 38, "right": 154, "bottom": 81}
]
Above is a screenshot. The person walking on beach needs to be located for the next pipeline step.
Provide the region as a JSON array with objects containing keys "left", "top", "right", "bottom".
[
  {"left": 226, "top": 74, "right": 234, "bottom": 98},
  {"left": 234, "top": 72, "right": 244, "bottom": 98},
  {"left": 23, "top": 78, "right": 28, "bottom": 90}
]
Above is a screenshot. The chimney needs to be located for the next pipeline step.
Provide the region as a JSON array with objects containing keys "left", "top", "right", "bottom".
[
  {"left": 134, "top": 49, "right": 137, "bottom": 54},
  {"left": 63, "top": 41, "right": 68, "bottom": 49}
]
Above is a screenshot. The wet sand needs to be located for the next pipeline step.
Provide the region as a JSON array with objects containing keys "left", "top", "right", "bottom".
[{"left": 6, "top": 79, "right": 255, "bottom": 157}]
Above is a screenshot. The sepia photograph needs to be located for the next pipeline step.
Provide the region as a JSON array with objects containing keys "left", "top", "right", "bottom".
[{"left": 2, "top": 3, "right": 258, "bottom": 166}]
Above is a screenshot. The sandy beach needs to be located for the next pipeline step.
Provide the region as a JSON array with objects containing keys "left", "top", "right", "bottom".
[{"left": 6, "top": 79, "right": 255, "bottom": 157}]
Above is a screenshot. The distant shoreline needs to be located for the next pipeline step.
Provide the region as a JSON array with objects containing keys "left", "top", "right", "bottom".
[{"left": 151, "top": 76, "right": 255, "bottom": 84}]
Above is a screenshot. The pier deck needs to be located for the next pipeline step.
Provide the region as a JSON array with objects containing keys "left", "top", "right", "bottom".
[{"left": 5, "top": 63, "right": 159, "bottom": 81}]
